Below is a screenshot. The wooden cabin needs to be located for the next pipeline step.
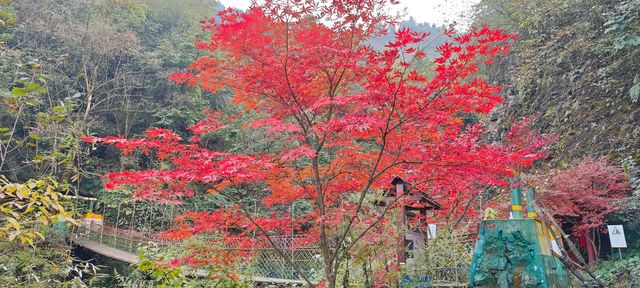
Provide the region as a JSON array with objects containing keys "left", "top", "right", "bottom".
[{"left": 381, "top": 177, "right": 441, "bottom": 264}]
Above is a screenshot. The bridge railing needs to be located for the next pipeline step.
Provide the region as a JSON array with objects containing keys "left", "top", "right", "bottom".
[{"left": 248, "top": 236, "right": 322, "bottom": 280}]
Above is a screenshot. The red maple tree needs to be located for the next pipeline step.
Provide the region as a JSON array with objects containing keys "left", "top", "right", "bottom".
[
  {"left": 534, "top": 157, "right": 629, "bottom": 263},
  {"left": 85, "top": 1, "right": 552, "bottom": 286},
  {"left": 535, "top": 157, "right": 630, "bottom": 234}
]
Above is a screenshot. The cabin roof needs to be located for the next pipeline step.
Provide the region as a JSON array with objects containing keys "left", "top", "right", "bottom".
[{"left": 386, "top": 177, "right": 442, "bottom": 210}]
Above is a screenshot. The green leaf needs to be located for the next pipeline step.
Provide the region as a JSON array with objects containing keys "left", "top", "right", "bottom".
[
  {"left": 483, "top": 208, "right": 497, "bottom": 220},
  {"left": 24, "top": 98, "right": 42, "bottom": 106},
  {"left": 52, "top": 106, "right": 65, "bottom": 113},
  {"left": 10, "top": 87, "right": 27, "bottom": 96},
  {"left": 33, "top": 83, "right": 46, "bottom": 93}
]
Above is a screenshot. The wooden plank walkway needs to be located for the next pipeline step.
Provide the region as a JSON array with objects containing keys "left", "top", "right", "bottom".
[{"left": 74, "top": 237, "right": 138, "bottom": 263}]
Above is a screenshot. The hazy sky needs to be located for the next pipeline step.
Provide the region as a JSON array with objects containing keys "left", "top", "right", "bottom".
[{"left": 217, "top": 0, "right": 480, "bottom": 26}]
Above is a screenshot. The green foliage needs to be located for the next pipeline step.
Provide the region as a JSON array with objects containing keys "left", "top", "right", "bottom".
[
  {"left": 143, "top": 0, "right": 215, "bottom": 31},
  {"left": 154, "top": 95, "right": 208, "bottom": 133},
  {"left": 159, "top": 236, "right": 251, "bottom": 285},
  {"left": 631, "top": 76, "right": 640, "bottom": 102},
  {"left": 617, "top": 157, "right": 640, "bottom": 249},
  {"left": 113, "top": 243, "right": 248, "bottom": 288},
  {"left": 0, "top": 48, "right": 83, "bottom": 183},
  {"left": 475, "top": 0, "right": 582, "bottom": 34},
  {"left": 406, "top": 228, "right": 473, "bottom": 285},
  {"left": 111, "top": 245, "right": 186, "bottom": 288},
  {"left": 593, "top": 249, "right": 640, "bottom": 287},
  {"left": 474, "top": 0, "right": 640, "bottom": 162},
  {"left": 1, "top": 0, "right": 271, "bottom": 286},
  {"left": 483, "top": 208, "right": 498, "bottom": 220},
  {"left": 135, "top": 246, "right": 187, "bottom": 288},
  {"left": 9, "top": 79, "right": 46, "bottom": 97},
  {"left": 0, "top": 239, "right": 71, "bottom": 287},
  {"left": 5, "top": 0, "right": 220, "bottom": 183},
  {"left": 604, "top": 0, "right": 640, "bottom": 50},
  {"left": 2, "top": 60, "right": 46, "bottom": 106},
  {"left": 0, "top": 0, "right": 16, "bottom": 34},
  {"left": 603, "top": 0, "right": 640, "bottom": 103},
  {"left": 0, "top": 234, "right": 101, "bottom": 288}
]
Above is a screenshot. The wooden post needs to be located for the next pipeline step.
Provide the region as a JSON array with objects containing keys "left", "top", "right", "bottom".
[
  {"left": 618, "top": 248, "right": 622, "bottom": 260},
  {"left": 396, "top": 182, "right": 406, "bottom": 265},
  {"left": 100, "top": 205, "right": 106, "bottom": 244},
  {"left": 114, "top": 203, "right": 121, "bottom": 247},
  {"left": 129, "top": 202, "right": 136, "bottom": 251}
]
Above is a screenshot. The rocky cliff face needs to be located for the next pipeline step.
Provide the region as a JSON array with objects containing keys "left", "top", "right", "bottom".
[{"left": 480, "top": 0, "right": 640, "bottom": 166}]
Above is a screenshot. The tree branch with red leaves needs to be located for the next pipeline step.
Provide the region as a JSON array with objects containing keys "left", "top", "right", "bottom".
[{"left": 84, "top": 1, "right": 554, "bottom": 286}]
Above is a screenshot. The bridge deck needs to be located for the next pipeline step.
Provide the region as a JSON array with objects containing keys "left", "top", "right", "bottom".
[{"left": 74, "top": 237, "right": 138, "bottom": 263}]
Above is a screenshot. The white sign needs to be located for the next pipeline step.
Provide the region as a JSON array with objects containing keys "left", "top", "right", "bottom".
[
  {"left": 607, "top": 225, "right": 627, "bottom": 248},
  {"left": 551, "top": 239, "right": 562, "bottom": 255},
  {"left": 427, "top": 224, "right": 437, "bottom": 239}
]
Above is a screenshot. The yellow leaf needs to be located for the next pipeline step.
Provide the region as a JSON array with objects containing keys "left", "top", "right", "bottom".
[
  {"left": 0, "top": 205, "right": 18, "bottom": 217},
  {"left": 33, "top": 231, "right": 44, "bottom": 239},
  {"left": 19, "top": 236, "right": 34, "bottom": 246},
  {"left": 38, "top": 215, "right": 49, "bottom": 225},
  {"left": 17, "top": 187, "right": 30, "bottom": 199},
  {"left": 6, "top": 217, "right": 20, "bottom": 230},
  {"left": 0, "top": 205, "right": 12, "bottom": 214},
  {"left": 52, "top": 203, "right": 64, "bottom": 212},
  {"left": 5, "top": 185, "right": 16, "bottom": 194},
  {"left": 24, "top": 204, "right": 35, "bottom": 213}
]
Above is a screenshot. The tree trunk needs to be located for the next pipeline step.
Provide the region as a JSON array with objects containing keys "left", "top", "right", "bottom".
[
  {"left": 584, "top": 230, "right": 597, "bottom": 266},
  {"left": 363, "top": 260, "right": 370, "bottom": 287},
  {"left": 325, "top": 267, "right": 337, "bottom": 288}
]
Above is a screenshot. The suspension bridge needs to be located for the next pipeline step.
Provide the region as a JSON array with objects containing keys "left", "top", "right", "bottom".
[{"left": 66, "top": 198, "right": 322, "bottom": 285}]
